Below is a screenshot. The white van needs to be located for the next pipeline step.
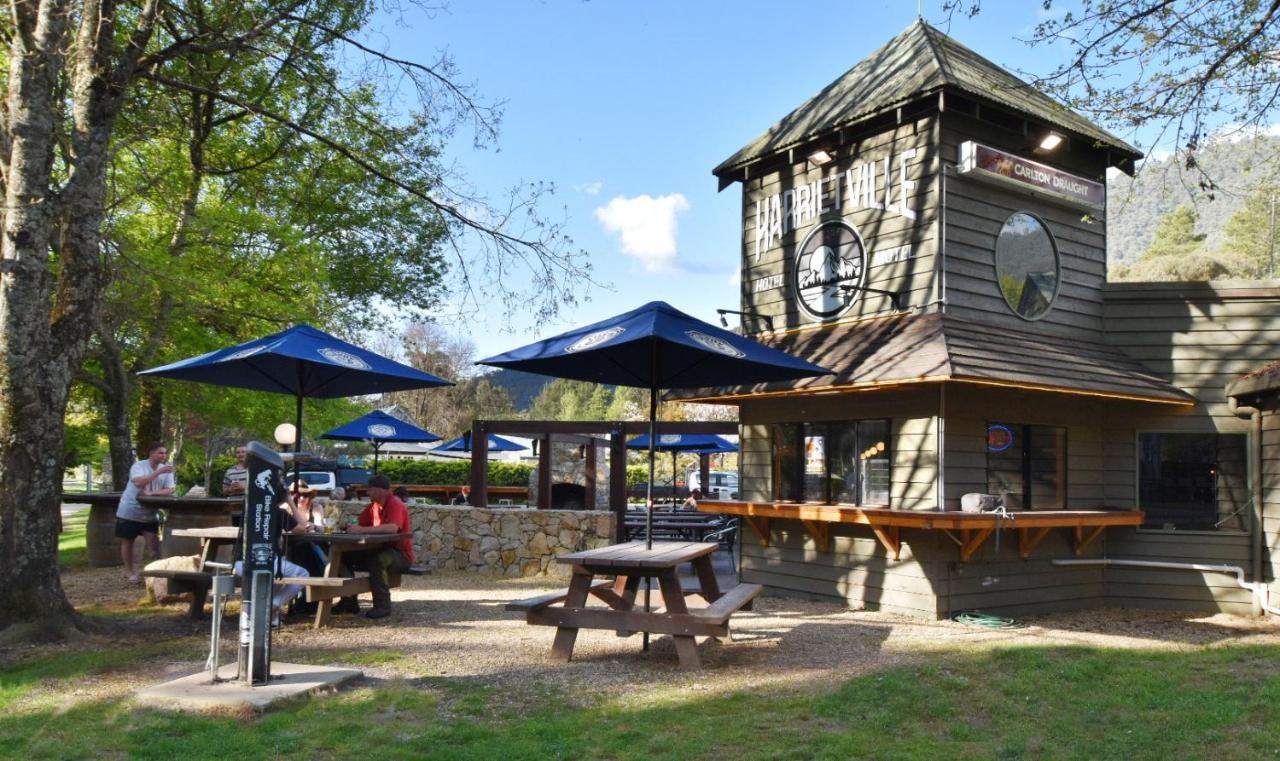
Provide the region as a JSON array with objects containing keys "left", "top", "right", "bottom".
[
  {"left": 688, "top": 470, "right": 739, "bottom": 500},
  {"left": 285, "top": 471, "right": 337, "bottom": 495}
]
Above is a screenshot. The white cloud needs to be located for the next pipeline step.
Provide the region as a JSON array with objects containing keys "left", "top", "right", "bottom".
[
  {"left": 594, "top": 193, "right": 690, "bottom": 271},
  {"left": 575, "top": 181, "right": 604, "bottom": 195}
]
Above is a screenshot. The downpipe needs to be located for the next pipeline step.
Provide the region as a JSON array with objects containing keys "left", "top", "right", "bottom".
[
  {"left": 1051, "top": 558, "right": 1280, "bottom": 617},
  {"left": 1229, "top": 395, "right": 1265, "bottom": 616}
]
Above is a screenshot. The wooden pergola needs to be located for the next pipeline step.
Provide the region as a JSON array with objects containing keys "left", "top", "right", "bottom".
[{"left": 467, "top": 419, "right": 737, "bottom": 531}]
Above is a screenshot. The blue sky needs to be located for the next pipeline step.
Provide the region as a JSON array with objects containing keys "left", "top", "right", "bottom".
[{"left": 369, "top": 1, "right": 1100, "bottom": 361}]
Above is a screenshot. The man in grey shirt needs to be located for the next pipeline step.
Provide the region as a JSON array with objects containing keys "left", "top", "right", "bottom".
[
  {"left": 115, "top": 443, "right": 176, "bottom": 583},
  {"left": 222, "top": 445, "right": 248, "bottom": 495}
]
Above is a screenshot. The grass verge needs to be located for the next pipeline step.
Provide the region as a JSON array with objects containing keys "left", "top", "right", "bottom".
[
  {"left": 59, "top": 507, "right": 89, "bottom": 569},
  {"left": 2, "top": 641, "right": 1279, "bottom": 760}
]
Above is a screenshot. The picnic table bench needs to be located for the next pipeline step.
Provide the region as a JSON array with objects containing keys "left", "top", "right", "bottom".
[
  {"left": 146, "top": 526, "right": 428, "bottom": 626},
  {"left": 507, "top": 541, "right": 761, "bottom": 670},
  {"left": 282, "top": 531, "right": 425, "bottom": 628}
]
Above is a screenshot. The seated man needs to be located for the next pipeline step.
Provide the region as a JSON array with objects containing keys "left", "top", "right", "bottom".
[
  {"left": 450, "top": 485, "right": 472, "bottom": 506},
  {"left": 337, "top": 474, "right": 413, "bottom": 619},
  {"left": 222, "top": 445, "right": 249, "bottom": 496},
  {"left": 679, "top": 488, "right": 703, "bottom": 511}
]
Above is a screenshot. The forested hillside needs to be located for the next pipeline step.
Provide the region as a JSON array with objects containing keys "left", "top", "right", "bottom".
[{"left": 1109, "top": 133, "right": 1280, "bottom": 267}]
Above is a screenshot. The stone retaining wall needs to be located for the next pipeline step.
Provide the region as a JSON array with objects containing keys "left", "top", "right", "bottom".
[{"left": 335, "top": 501, "right": 615, "bottom": 576}]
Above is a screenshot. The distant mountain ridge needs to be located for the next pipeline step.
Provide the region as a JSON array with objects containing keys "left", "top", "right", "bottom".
[
  {"left": 483, "top": 368, "right": 554, "bottom": 411},
  {"left": 1109, "top": 133, "right": 1280, "bottom": 266}
]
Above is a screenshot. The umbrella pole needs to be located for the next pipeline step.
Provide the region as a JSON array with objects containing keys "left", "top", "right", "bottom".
[
  {"left": 644, "top": 377, "right": 658, "bottom": 653},
  {"left": 373, "top": 442, "right": 381, "bottom": 473},
  {"left": 293, "top": 392, "right": 303, "bottom": 496}
]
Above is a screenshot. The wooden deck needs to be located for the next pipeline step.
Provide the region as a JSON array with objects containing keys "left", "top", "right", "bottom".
[{"left": 700, "top": 500, "right": 1143, "bottom": 562}]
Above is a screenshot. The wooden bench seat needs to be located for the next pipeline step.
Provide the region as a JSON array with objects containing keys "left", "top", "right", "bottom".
[
  {"left": 141, "top": 569, "right": 218, "bottom": 617},
  {"left": 506, "top": 580, "right": 615, "bottom": 612},
  {"left": 693, "top": 583, "right": 761, "bottom": 624}
]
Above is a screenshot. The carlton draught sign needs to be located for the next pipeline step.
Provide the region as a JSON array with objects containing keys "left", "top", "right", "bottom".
[{"left": 958, "top": 141, "right": 1104, "bottom": 210}]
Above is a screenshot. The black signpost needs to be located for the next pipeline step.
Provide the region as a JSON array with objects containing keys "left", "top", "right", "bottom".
[{"left": 239, "top": 441, "right": 287, "bottom": 685}]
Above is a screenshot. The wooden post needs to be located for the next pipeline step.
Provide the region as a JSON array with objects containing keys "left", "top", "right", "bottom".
[
  {"left": 538, "top": 434, "right": 553, "bottom": 510},
  {"left": 609, "top": 427, "right": 627, "bottom": 540},
  {"left": 470, "top": 420, "right": 488, "bottom": 507},
  {"left": 699, "top": 453, "right": 710, "bottom": 497},
  {"left": 584, "top": 439, "right": 597, "bottom": 509}
]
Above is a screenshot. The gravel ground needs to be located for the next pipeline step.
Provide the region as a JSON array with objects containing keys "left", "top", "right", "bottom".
[{"left": 23, "top": 562, "right": 1280, "bottom": 712}]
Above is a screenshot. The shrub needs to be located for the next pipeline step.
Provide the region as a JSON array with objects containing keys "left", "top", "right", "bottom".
[{"left": 377, "top": 459, "right": 533, "bottom": 487}]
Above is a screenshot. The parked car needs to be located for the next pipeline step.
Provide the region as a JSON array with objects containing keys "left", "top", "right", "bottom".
[
  {"left": 688, "top": 470, "right": 739, "bottom": 500},
  {"left": 285, "top": 470, "right": 337, "bottom": 495}
]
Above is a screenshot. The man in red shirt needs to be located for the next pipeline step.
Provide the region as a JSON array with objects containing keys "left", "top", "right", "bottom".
[{"left": 339, "top": 474, "right": 414, "bottom": 619}]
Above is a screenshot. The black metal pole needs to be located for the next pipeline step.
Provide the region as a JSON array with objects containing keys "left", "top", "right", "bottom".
[
  {"left": 372, "top": 442, "right": 381, "bottom": 473},
  {"left": 293, "top": 367, "right": 304, "bottom": 494},
  {"left": 643, "top": 344, "right": 659, "bottom": 652}
]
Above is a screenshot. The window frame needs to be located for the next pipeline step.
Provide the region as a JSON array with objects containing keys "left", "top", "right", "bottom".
[
  {"left": 771, "top": 419, "right": 892, "bottom": 506},
  {"left": 984, "top": 422, "right": 1068, "bottom": 510},
  {"left": 993, "top": 210, "right": 1062, "bottom": 322},
  {"left": 1133, "top": 429, "right": 1252, "bottom": 536}
]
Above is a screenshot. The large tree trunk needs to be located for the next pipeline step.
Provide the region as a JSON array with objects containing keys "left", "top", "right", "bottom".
[
  {"left": 95, "top": 331, "right": 136, "bottom": 489},
  {"left": 0, "top": 0, "right": 79, "bottom": 640},
  {"left": 0, "top": 0, "right": 160, "bottom": 641},
  {"left": 133, "top": 383, "right": 163, "bottom": 457}
]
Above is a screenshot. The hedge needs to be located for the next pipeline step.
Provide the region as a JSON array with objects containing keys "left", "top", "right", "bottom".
[{"left": 378, "top": 459, "right": 533, "bottom": 487}]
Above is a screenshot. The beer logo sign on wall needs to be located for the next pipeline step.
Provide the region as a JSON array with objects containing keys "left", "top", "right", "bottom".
[{"left": 792, "top": 220, "right": 868, "bottom": 321}]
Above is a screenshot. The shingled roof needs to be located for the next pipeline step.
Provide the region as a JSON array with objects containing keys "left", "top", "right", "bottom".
[
  {"left": 714, "top": 19, "right": 1142, "bottom": 178},
  {"left": 669, "top": 313, "right": 1193, "bottom": 406}
]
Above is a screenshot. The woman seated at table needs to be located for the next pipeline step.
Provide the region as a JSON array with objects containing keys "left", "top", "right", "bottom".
[{"left": 679, "top": 488, "right": 702, "bottom": 511}]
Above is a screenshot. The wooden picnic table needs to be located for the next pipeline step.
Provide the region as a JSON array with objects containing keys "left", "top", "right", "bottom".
[
  {"left": 506, "top": 541, "right": 761, "bottom": 670},
  {"left": 286, "top": 531, "right": 414, "bottom": 629},
  {"left": 162, "top": 527, "right": 416, "bottom": 628},
  {"left": 622, "top": 513, "right": 725, "bottom": 542}
]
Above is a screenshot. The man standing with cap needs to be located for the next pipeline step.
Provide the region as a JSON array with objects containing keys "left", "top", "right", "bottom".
[{"left": 337, "top": 474, "right": 413, "bottom": 619}]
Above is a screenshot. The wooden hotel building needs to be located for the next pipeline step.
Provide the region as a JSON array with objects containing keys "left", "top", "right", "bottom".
[{"left": 686, "top": 21, "right": 1280, "bottom": 618}]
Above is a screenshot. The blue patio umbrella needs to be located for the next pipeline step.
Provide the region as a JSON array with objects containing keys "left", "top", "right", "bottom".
[
  {"left": 479, "top": 301, "right": 830, "bottom": 651},
  {"left": 321, "top": 410, "right": 441, "bottom": 473},
  {"left": 628, "top": 434, "right": 738, "bottom": 498},
  {"left": 625, "top": 433, "right": 737, "bottom": 453},
  {"left": 435, "top": 432, "right": 527, "bottom": 453},
  {"left": 140, "top": 324, "right": 452, "bottom": 483}
]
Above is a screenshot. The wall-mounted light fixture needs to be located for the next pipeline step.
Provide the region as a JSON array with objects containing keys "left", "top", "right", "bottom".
[
  {"left": 1037, "top": 131, "right": 1064, "bottom": 152},
  {"left": 807, "top": 148, "right": 835, "bottom": 167},
  {"left": 838, "top": 284, "right": 906, "bottom": 311},
  {"left": 716, "top": 308, "right": 774, "bottom": 331}
]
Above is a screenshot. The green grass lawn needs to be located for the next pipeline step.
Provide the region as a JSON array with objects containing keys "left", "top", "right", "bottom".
[
  {"left": 59, "top": 508, "right": 89, "bottom": 569},
  {"left": 3, "top": 641, "right": 1279, "bottom": 760}
]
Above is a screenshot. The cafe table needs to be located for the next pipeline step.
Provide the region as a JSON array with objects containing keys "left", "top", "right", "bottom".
[{"left": 506, "top": 541, "right": 761, "bottom": 670}]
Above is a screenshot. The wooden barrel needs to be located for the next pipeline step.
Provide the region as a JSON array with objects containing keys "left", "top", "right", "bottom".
[{"left": 85, "top": 502, "right": 122, "bottom": 567}]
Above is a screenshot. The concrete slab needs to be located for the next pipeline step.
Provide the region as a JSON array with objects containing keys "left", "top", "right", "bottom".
[{"left": 136, "top": 661, "right": 362, "bottom": 712}]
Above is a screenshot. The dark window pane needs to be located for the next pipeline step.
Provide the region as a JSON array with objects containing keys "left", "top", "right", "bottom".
[
  {"left": 772, "top": 424, "right": 801, "bottom": 502},
  {"left": 994, "top": 212, "right": 1059, "bottom": 320},
  {"left": 802, "top": 423, "right": 828, "bottom": 502},
  {"left": 1140, "top": 433, "right": 1248, "bottom": 530},
  {"left": 986, "top": 423, "right": 1024, "bottom": 508},
  {"left": 859, "top": 420, "right": 891, "bottom": 505},
  {"left": 1028, "top": 425, "right": 1067, "bottom": 509},
  {"left": 829, "top": 423, "right": 859, "bottom": 503}
]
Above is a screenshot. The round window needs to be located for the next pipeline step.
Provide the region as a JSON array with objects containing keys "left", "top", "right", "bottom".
[{"left": 994, "top": 212, "right": 1060, "bottom": 320}]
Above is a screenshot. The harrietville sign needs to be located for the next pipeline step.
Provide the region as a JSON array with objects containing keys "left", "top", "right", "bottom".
[
  {"left": 751, "top": 149, "right": 919, "bottom": 261},
  {"left": 958, "top": 141, "right": 1104, "bottom": 210}
]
